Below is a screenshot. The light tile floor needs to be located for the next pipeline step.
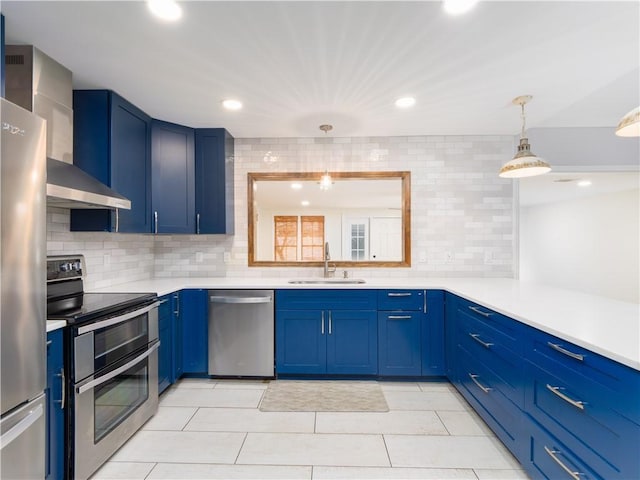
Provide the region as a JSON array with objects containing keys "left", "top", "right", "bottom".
[{"left": 90, "top": 379, "right": 531, "bottom": 480}]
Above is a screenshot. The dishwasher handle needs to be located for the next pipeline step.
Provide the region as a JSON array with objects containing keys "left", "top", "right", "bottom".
[{"left": 210, "top": 295, "right": 273, "bottom": 304}]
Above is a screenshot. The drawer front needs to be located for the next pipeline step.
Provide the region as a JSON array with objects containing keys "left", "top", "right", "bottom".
[
  {"left": 527, "top": 420, "right": 600, "bottom": 480},
  {"left": 378, "top": 311, "right": 422, "bottom": 376},
  {"left": 276, "top": 289, "right": 377, "bottom": 311},
  {"left": 528, "top": 328, "right": 640, "bottom": 426},
  {"left": 377, "top": 289, "right": 424, "bottom": 311},
  {"left": 456, "top": 345, "right": 523, "bottom": 456},
  {"left": 525, "top": 363, "right": 639, "bottom": 479}
]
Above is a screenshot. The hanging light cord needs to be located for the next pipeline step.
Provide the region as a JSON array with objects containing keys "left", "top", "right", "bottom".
[{"left": 520, "top": 102, "right": 527, "bottom": 139}]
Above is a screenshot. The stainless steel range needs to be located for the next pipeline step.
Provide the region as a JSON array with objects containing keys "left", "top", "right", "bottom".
[{"left": 47, "top": 255, "right": 160, "bottom": 480}]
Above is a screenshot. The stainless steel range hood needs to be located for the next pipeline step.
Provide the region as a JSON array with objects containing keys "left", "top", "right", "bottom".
[{"left": 5, "top": 45, "right": 131, "bottom": 210}]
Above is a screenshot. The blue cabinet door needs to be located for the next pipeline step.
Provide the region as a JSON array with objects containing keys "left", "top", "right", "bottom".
[
  {"left": 181, "top": 289, "right": 208, "bottom": 374},
  {"left": 46, "top": 329, "right": 64, "bottom": 480},
  {"left": 195, "top": 128, "right": 234, "bottom": 234},
  {"left": 422, "top": 290, "right": 445, "bottom": 376},
  {"left": 71, "top": 90, "right": 152, "bottom": 232},
  {"left": 276, "top": 309, "right": 326, "bottom": 374},
  {"left": 152, "top": 120, "right": 195, "bottom": 233},
  {"left": 378, "top": 311, "right": 421, "bottom": 376},
  {"left": 158, "top": 294, "right": 172, "bottom": 393},
  {"left": 326, "top": 310, "right": 377, "bottom": 375},
  {"left": 171, "top": 291, "right": 183, "bottom": 381}
]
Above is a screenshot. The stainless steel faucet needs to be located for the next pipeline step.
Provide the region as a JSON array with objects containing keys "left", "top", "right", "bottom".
[{"left": 323, "top": 241, "right": 336, "bottom": 278}]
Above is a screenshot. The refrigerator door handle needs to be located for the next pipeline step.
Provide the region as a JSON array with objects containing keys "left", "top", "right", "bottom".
[{"left": 0, "top": 403, "right": 44, "bottom": 451}]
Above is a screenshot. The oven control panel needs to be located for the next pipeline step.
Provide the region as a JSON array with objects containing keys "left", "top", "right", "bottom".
[{"left": 47, "top": 255, "right": 84, "bottom": 282}]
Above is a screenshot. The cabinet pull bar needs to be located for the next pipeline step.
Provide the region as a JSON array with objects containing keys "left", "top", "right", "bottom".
[
  {"left": 328, "top": 311, "right": 332, "bottom": 335},
  {"left": 469, "top": 373, "right": 492, "bottom": 393},
  {"left": 468, "top": 306, "right": 492, "bottom": 317},
  {"left": 423, "top": 290, "right": 427, "bottom": 314},
  {"left": 173, "top": 293, "right": 180, "bottom": 316},
  {"left": 196, "top": 213, "right": 200, "bottom": 234},
  {"left": 543, "top": 446, "right": 582, "bottom": 480},
  {"left": 547, "top": 342, "right": 584, "bottom": 362},
  {"left": 321, "top": 312, "right": 325, "bottom": 335},
  {"left": 388, "top": 315, "right": 412, "bottom": 320},
  {"left": 546, "top": 384, "right": 585, "bottom": 410},
  {"left": 55, "top": 368, "right": 66, "bottom": 409},
  {"left": 46, "top": 340, "right": 52, "bottom": 346},
  {"left": 154, "top": 211, "right": 158, "bottom": 234},
  {"left": 115, "top": 208, "right": 119, "bottom": 233},
  {"left": 388, "top": 292, "right": 412, "bottom": 297},
  {"left": 469, "top": 333, "right": 494, "bottom": 349}
]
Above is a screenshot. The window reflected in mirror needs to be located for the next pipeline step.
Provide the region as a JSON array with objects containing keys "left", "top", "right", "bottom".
[{"left": 248, "top": 171, "right": 411, "bottom": 267}]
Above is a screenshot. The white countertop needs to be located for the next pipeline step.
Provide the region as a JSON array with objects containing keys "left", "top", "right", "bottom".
[
  {"left": 93, "top": 277, "right": 640, "bottom": 372},
  {"left": 47, "top": 320, "right": 67, "bottom": 333}
]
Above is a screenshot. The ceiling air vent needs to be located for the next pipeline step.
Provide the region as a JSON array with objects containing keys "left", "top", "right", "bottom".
[{"left": 5, "top": 54, "right": 25, "bottom": 65}]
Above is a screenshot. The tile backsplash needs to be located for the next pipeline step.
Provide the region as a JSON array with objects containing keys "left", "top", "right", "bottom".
[{"left": 47, "top": 134, "right": 516, "bottom": 289}]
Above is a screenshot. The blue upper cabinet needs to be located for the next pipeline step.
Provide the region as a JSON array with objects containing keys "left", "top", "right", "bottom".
[
  {"left": 151, "top": 120, "right": 195, "bottom": 233},
  {"left": 71, "top": 90, "right": 152, "bottom": 232},
  {"left": 195, "top": 128, "right": 234, "bottom": 234}
]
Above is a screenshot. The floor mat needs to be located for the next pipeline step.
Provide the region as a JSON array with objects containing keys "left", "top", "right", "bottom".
[{"left": 259, "top": 380, "right": 389, "bottom": 412}]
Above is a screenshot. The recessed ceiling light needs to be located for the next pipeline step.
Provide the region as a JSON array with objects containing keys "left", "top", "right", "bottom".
[
  {"left": 147, "top": 0, "right": 182, "bottom": 21},
  {"left": 301, "top": 200, "right": 310, "bottom": 206},
  {"left": 577, "top": 180, "right": 592, "bottom": 187},
  {"left": 443, "top": 0, "right": 479, "bottom": 15},
  {"left": 395, "top": 97, "right": 416, "bottom": 108},
  {"left": 222, "top": 99, "right": 243, "bottom": 110},
  {"left": 291, "top": 183, "right": 303, "bottom": 190}
]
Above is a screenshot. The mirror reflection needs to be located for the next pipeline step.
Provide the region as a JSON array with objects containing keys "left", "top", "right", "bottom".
[{"left": 248, "top": 172, "right": 411, "bottom": 267}]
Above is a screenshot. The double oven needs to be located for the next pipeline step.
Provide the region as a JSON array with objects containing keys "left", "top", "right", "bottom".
[{"left": 47, "top": 256, "right": 160, "bottom": 480}]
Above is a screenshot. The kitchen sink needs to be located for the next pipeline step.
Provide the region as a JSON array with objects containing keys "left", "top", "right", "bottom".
[{"left": 288, "top": 278, "right": 366, "bottom": 284}]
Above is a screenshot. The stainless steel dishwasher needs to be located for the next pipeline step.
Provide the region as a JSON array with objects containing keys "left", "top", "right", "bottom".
[{"left": 208, "top": 290, "right": 275, "bottom": 377}]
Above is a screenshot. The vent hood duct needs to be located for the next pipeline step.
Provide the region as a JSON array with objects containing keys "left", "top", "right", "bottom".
[{"left": 5, "top": 45, "right": 131, "bottom": 210}]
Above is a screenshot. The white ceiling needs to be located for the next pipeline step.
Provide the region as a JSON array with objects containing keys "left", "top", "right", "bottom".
[
  {"left": 519, "top": 171, "right": 640, "bottom": 207},
  {"left": 2, "top": 1, "right": 639, "bottom": 138}
]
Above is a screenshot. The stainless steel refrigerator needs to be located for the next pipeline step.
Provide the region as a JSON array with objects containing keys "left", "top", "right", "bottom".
[{"left": 0, "top": 97, "right": 47, "bottom": 478}]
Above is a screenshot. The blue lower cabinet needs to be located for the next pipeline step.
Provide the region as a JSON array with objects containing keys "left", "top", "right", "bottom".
[
  {"left": 276, "top": 309, "right": 377, "bottom": 375},
  {"left": 326, "top": 310, "right": 377, "bottom": 375},
  {"left": 422, "top": 290, "right": 445, "bottom": 376},
  {"left": 181, "top": 289, "right": 208, "bottom": 374},
  {"left": 46, "top": 329, "right": 64, "bottom": 480},
  {"left": 378, "top": 311, "right": 421, "bottom": 376},
  {"left": 171, "top": 291, "right": 183, "bottom": 381},
  {"left": 157, "top": 294, "right": 173, "bottom": 393}
]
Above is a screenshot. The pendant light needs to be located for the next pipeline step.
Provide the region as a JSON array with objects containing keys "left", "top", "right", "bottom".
[
  {"left": 615, "top": 106, "right": 640, "bottom": 137},
  {"left": 319, "top": 124, "right": 333, "bottom": 190},
  {"left": 499, "top": 95, "right": 551, "bottom": 179}
]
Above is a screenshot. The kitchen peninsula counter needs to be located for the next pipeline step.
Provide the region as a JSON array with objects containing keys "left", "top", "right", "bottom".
[{"left": 95, "top": 277, "right": 640, "bottom": 371}]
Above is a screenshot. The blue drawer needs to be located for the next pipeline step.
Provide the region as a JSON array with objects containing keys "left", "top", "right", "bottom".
[
  {"left": 456, "top": 344, "right": 524, "bottom": 459},
  {"left": 456, "top": 298, "right": 522, "bottom": 355},
  {"left": 525, "top": 362, "right": 640, "bottom": 479},
  {"left": 377, "top": 289, "right": 425, "bottom": 311}
]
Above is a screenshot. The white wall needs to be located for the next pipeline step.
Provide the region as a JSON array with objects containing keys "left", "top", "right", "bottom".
[{"left": 520, "top": 188, "right": 640, "bottom": 303}]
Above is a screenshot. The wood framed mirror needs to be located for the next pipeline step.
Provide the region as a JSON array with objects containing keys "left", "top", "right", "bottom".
[{"left": 248, "top": 171, "right": 411, "bottom": 267}]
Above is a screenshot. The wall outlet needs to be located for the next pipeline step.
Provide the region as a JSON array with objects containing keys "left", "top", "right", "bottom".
[
  {"left": 195, "top": 252, "right": 203, "bottom": 263},
  {"left": 445, "top": 251, "right": 454, "bottom": 263},
  {"left": 223, "top": 252, "right": 231, "bottom": 263}
]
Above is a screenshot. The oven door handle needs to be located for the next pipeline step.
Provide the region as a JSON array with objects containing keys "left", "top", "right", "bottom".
[
  {"left": 76, "top": 342, "right": 160, "bottom": 395},
  {"left": 77, "top": 301, "right": 161, "bottom": 335}
]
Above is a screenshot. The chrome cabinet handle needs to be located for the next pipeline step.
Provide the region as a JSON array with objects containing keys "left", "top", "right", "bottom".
[
  {"left": 196, "top": 213, "right": 200, "bottom": 234},
  {"left": 46, "top": 340, "right": 52, "bottom": 346},
  {"left": 328, "top": 311, "right": 332, "bottom": 335},
  {"left": 469, "top": 333, "right": 494, "bottom": 349},
  {"left": 55, "top": 368, "right": 65, "bottom": 409},
  {"left": 388, "top": 292, "right": 412, "bottom": 297},
  {"left": 388, "top": 315, "right": 412, "bottom": 320},
  {"left": 547, "top": 342, "right": 584, "bottom": 362},
  {"left": 173, "top": 293, "right": 180, "bottom": 316},
  {"left": 321, "top": 311, "right": 325, "bottom": 335},
  {"left": 115, "top": 208, "right": 119, "bottom": 233},
  {"left": 546, "top": 384, "right": 585, "bottom": 410},
  {"left": 468, "top": 305, "right": 492, "bottom": 317},
  {"left": 210, "top": 295, "right": 272, "bottom": 304},
  {"left": 544, "top": 446, "right": 582, "bottom": 480},
  {"left": 469, "top": 373, "right": 492, "bottom": 393},
  {"left": 158, "top": 299, "right": 169, "bottom": 305},
  {"left": 423, "top": 290, "right": 427, "bottom": 314},
  {"left": 154, "top": 211, "right": 158, "bottom": 234},
  {"left": 77, "top": 342, "right": 160, "bottom": 395}
]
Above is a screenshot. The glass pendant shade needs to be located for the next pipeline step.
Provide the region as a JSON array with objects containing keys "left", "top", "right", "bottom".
[
  {"left": 319, "top": 171, "right": 332, "bottom": 190},
  {"left": 615, "top": 106, "right": 640, "bottom": 137}
]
